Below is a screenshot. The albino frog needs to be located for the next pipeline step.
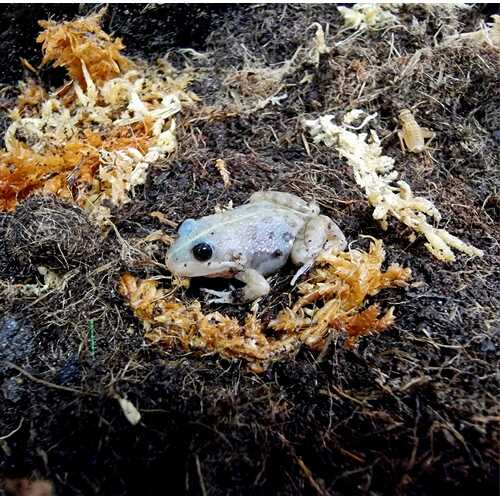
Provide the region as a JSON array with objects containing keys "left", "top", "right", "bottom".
[{"left": 165, "top": 191, "right": 346, "bottom": 303}]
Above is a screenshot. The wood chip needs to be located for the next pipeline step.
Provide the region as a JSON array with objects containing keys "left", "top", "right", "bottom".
[
  {"left": 118, "top": 397, "right": 141, "bottom": 426},
  {"left": 215, "top": 158, "right": 231, "bottom": 187},
  {"left": 149, "top": 211, "right": 178, "bottom": 228}
]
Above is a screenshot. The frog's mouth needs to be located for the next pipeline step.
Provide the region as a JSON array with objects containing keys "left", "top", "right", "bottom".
[
  {"left": 165, "top": 253, "right": 242, "bottom": 279},
  {"left": 201, "top": 270, "right": 235, "bottom": 279}
]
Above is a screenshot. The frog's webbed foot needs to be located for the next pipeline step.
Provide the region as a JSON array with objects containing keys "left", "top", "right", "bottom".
[{"left": 202, "top": 270, "right": 270, "bottom": 304}]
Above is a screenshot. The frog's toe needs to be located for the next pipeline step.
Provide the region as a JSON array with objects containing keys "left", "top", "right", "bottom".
[
  {"left": 290, "top": 259, "right": 314, "bottom": 286},
  {"left": 201, "top": 288, "right": 235, "bottom": 304}
]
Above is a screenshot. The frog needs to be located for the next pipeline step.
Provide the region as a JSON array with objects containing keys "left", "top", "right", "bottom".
[{"left": 165, "top": 191, "right": 346, "bottom": 303}]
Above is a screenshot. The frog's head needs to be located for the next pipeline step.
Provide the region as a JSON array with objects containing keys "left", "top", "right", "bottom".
[{"left": 166, "top": 218, "right": 238, "bottom": 278}]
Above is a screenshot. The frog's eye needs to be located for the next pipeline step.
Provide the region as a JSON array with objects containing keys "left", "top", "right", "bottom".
[
  {"left": 178, "top": 218, "right": 196, "bottom": 237},
  {"left": 192, "top": 242, "right": 213, "bottom": 261}
]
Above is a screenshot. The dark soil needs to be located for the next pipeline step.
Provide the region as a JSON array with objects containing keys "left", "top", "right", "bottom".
[{"left": 1, "top": 3, "right": 499, "bottom": 495}]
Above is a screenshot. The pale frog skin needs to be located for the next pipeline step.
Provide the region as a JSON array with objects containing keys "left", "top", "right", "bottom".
[{"left": 165, "top": 191, "right": 346, "bottom": 303}]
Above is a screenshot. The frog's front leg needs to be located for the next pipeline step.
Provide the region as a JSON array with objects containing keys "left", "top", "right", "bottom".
[
  {"left": 290, "top": 215, "right": 347, "bottom": 285},
  {"left": 203, "top": 269, "right": 270, "bottom": 304}
]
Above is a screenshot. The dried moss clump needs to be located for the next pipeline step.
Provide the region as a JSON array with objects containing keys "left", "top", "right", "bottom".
[
  {"left": 37, "top": 10, "right": 132, "bottom": 87},
  {"left": 304, "top": 113, "right": 484, "bottom": 262},
  {"left": 5, "top": 195, "right": 101, "bottom": 269},
  {"left": 0, "top": 12, "right": 189, "bottom": 224}
]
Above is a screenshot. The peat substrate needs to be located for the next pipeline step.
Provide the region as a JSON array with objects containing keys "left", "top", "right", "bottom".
[{"left": 0, "top": 3, "right": 499, "bottom": 495}]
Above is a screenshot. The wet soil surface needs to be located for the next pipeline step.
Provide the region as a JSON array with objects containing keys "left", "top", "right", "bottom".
[{"left": 0, "top": 4, "right": 499, "bottom": 495}]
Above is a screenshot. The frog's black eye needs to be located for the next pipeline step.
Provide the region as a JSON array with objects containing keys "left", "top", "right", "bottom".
[{"left": 192, "top": 242, "right": 213, "bottom": 261}]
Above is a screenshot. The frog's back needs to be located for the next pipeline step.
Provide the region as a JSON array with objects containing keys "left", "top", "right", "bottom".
[
  {"left": 196, "top": 202, "right": 304, "bottom": 274},
  {"left": 198, "top": 202, "right": 301, "bottom": 230}
]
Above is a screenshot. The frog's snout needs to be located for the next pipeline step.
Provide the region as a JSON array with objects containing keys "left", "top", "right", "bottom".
[
  {"left": 165, "top": 247, "right": 193, "bottom": 276},
  {"left": 165, "top": 248, "right": 178, "bottom": 273}
]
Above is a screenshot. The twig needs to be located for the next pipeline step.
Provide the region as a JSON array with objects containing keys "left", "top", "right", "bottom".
[
  {"left": 330, "top": 384, "right": 372, "bottom": 407},
  {"left": 2, "top": 362, "right": 98, "bottom": 397},
  {"left": 0, "top": 418, "right": 24, "bottom": 440},
  {"left": 195, "top": 454, "right": 207, "bottom": 496},
  {"left": 296, "top": 456, "right": 330, "bottom": 495}
]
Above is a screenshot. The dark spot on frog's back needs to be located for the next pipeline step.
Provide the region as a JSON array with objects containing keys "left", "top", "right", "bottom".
[
  {"left": 282, "top": 231, "right": 293, "bottom": 242},
  {"left": 272, "top": 249, "right": 283, "bottom": 258}
]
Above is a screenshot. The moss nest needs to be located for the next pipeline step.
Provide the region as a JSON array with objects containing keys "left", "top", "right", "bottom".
[{"left": 5, "top": 195, "right": 102, "bottom": 270}]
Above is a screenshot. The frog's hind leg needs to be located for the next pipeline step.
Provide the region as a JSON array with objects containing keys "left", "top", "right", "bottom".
[
  {"left": 202, "top": 269, "right": 270, "bottom": 304},
  {"left": 249, "top": 191, "right": 319, "bottom": 215},
  {"left": 290, "top": 215, "right": 347, "bottom": 285}
]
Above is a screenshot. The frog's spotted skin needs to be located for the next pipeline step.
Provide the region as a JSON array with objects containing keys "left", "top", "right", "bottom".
[{"left": 166, "top": 191, "right": 346, "bottom": 303}]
